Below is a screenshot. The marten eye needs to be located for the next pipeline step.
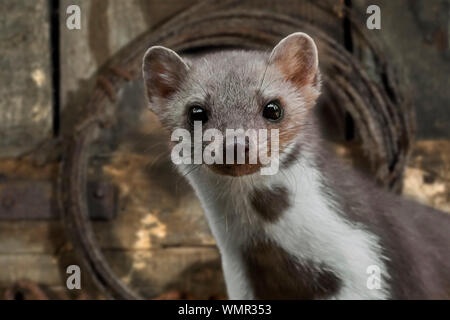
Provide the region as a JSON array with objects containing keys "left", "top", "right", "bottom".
[
  {"left": 263, "top": 101, "right": 283, "bottom": 122},
  {"left": 188, "top": 106, "right": 208, "bottom": 125}
]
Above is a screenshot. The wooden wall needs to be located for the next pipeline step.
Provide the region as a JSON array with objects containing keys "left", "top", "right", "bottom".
[{"left": 0, "top": 1, "right": 53, "bottom": 158}]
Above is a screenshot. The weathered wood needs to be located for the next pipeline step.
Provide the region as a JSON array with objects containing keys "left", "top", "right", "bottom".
[
  {"left": 0, "top": 247, "right": 225, "bottom": 299},
  {"left": 353, "top": 0, "right": 450, "bottom": 139},
  {"left": 0, "top": 253, "right": 62, "bottom": 286},
  {"left": 404, "top": 140, "right": 450, "bottom": 214},
  {"left": 0, "top": 150, "right": 214, "bottom": 255},
  {"left": 59, "top": 0, "right": 198, "bottom": 133},
  {"left": 0, "top": 221, "right": 65, "bottom": 254},
  {"left": 0, "top": 0, "right": 53, "bottom": 158}
]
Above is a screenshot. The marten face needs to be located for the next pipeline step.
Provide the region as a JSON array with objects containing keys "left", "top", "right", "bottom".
[{"left": 143, "top": 33, "right": 321, "bottom": 177}]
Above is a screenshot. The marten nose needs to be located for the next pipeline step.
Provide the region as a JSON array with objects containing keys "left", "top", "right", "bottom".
[{"left": 223, "top": 138, "right": 250, "bottom": 164}]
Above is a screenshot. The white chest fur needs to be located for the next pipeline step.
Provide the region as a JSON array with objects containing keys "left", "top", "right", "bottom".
[{"left": 183, "top": 156, "right": 390, "bottom": 300}]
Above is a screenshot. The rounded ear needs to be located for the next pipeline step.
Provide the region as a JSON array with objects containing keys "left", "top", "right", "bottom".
[
  {"left": 269, "top": 32, "right": 319, "bottom": 87},
  {"left": 142, "top": 46, "right": 189, "bottom": 110}
]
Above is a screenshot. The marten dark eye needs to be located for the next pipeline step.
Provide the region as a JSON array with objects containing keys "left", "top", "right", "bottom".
[
  {"left": 263, "top": 101, "right": 283, "bottom": 122},
  {"left": 188, "top": 106, "right": 208, "bottom": 125}
]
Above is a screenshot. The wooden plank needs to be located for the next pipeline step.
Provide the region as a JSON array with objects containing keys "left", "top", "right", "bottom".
[
  {"left": 0, "top": 253, "right": 62, "bottom": 287},
  {"left": 0, "top": 182, "right": 214, "bottom": 253},
  {"left": 0, "top": 222, "right": 66, "bottom": 255},
  {"left": 0, "top": 247, "right": 225, "bottom": 299},
  {"left": 0, "top": 0, "right": 53, "bottom": 158},
  {"left": 0, "top": 145, "right": 215, "bottom": 254}
]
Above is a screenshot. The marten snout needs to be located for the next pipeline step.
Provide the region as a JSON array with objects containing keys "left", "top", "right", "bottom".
[
  {"left": 222, "top": 137, "right": 250, "bottom": 164},
  {"left": 208, "top": 135, "right": 262, "bottom": 176}
]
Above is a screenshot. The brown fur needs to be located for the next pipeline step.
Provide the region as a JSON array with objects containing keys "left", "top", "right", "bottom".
[
  {"left": 249, "top": 185, "right": 291, "bottom": 223},
  {"left": 271, "top": 35, "right": 317, "bottom": 87},
  {"left": 242, "top": 241, "right": 341, "bottom": 299},
  {"left": 143, "top": 47, "right": 187, "bottom": 103}
]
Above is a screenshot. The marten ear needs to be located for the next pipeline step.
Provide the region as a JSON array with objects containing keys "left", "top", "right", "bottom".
[
  {"left": 269, "top": 32, "right": 319, "bottom": 88},
  {"left": 142, "top": 46, "right": 189, "bottom": 111}
]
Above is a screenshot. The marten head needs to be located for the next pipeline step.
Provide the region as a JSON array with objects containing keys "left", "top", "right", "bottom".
[{"left": 143, "top": 32, "right": 321, "bottom": 177}]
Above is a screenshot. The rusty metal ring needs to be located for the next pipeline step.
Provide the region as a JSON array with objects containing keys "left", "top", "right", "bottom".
[{"left": 59, "top": 0, "right": 414, "bottom": 299}]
